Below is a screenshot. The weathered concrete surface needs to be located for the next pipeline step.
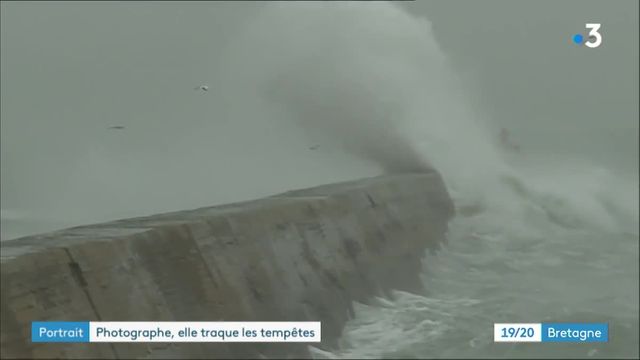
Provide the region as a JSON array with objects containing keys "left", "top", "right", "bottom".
[{"left": 1, "top": 172, "right": 454, "bottom": 359}]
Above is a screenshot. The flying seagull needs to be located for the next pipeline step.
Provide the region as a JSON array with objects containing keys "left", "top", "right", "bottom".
[
  {"left": 194, "top": 85, "right": 209, "bottom": 92},
  {"left": 108, "top": 126, "right": 125, "bottom": 130},
  {"left": 309, "top": 145, "right": 320, "bottom": 150}
]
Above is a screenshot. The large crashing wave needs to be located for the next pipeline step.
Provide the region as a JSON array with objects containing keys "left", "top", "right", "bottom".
[
  {"left": 215, "top": 2, "right": 503, "bottom": 178},
  {"left": 214, "top": 1, "right": 638, "bottom": 235},
  {"left": 211, "top": 4, "right": 637, "bottom": 357}
]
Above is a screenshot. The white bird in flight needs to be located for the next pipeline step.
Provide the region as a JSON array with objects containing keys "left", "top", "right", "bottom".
[{"left": 195, "top": 85, "right": 209, "bottom": 92}]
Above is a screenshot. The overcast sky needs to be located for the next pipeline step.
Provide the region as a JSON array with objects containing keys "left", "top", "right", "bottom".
[{"left": 1, "top": 1, "right": 637, "bottom": 239}]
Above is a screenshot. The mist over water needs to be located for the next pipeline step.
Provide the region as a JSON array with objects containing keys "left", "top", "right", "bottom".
[{"left": 1, "top": 1, "right": 638, "bottom": 359}]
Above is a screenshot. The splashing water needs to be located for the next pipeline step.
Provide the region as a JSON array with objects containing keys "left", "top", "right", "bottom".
[{"left": 219, "top": 2, "right": 639, "bottom": 358}]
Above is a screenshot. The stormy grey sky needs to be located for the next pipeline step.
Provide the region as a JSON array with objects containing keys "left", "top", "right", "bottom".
[{"left": 1, "top": 1, "right": 637, "bottom": 239}]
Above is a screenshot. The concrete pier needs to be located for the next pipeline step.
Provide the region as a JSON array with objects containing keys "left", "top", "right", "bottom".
[{"left": 1, "top": 172, "right": 454, "bottom": 359}]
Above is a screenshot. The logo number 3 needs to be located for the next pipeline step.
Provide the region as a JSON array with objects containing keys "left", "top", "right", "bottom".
[{"left": 585, "top": 23, "right": 602, "bottom": 48}]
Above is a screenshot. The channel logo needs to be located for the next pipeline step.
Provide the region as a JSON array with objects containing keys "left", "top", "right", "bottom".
[{"left": 572, "top": 23, "right": 602, "bottom": 48}]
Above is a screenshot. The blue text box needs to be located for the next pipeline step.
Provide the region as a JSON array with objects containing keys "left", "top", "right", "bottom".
[
  {"left": 32, "top": 322, "right": 90, "bottom": 343},
  {"left": 541, "top": 323, "right": 608, "bottom": 343}
]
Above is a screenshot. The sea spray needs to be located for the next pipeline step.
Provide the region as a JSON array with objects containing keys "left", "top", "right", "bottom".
[
  {"left": 211, "top": 3, "right": 639, "bottom": 358},
  {"left": 215, "top": 2, "right": 503, "bottom": 179}
]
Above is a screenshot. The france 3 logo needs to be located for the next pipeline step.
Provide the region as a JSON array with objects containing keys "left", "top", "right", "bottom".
[{"left": 572, "top": 23, "right": 602, "bottom": 48}]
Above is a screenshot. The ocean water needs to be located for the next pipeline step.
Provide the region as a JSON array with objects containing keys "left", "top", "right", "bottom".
[
  {"left": 1, "top": 1, "right": 638, "bottom": 359},
  {"left": 316, "top": 166, "right": 639, "bottom": 359}
]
